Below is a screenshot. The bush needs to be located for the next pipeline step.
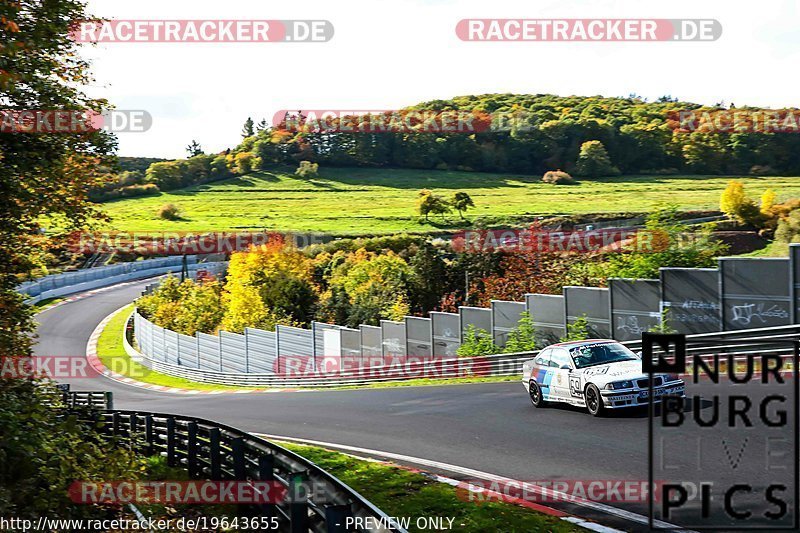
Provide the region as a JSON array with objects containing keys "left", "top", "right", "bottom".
[
  {"left": 296, "top": 160, "right": 319, "bottom": 178},
  {"left": 157, "top": 203, "right": 181, "bottom": 220},
  {"left": 749, "top": 165, "right": 775, "bottom": 176},
  {"left": 561, "top": 316, "right": 590, "bottom": 342},
  {"left": 542, "top": 170, "right": 575, "bottom": 185},
  {"left": 505, "top": 312, "right": 539, "bottom": 352},
  {"left": 457, "top": 325, "right": 501, "bottom": 357},
  {"left": 120, "top": 183, "right": 160, "bottom": 197}
]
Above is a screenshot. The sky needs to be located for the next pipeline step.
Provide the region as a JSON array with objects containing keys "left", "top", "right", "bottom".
[{"left": 82, "top": 0, "right": 800, "bottom": 158}]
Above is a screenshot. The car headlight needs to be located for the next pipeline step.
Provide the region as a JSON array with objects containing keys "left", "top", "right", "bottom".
[{"left": 605, "top": 380, "right": 633, "bottom": 390}]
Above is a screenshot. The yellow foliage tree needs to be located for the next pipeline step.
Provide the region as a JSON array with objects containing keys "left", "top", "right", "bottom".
[
  {"left": 720, "top": 180, "right": 747, "bottom": 217},
  {"left": 761, "top": 188, "right": 776, "bottom": 214},
  {"left": 221, "top": 237, "right": 318, "bottom": 330}
]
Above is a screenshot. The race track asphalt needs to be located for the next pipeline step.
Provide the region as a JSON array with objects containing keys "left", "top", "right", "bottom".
[{"left": 34, "top": 278, "right": 798, "bottom": 532}]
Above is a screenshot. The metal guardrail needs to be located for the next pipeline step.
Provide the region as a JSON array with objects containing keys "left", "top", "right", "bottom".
[
  {"left": 125, "top": 312, "right": 800, "bottom": 388},
  {"left": 123, "top": 314, "right": 531, "bottom": 387},
  {"left": 61, "top": 391, "right": 404, "bottom": 532},
  {"left": 100, "top": 411, "right": 405, "bottom": 533},
  {"left": 18, "top": 257, "right": 228, "bottom": 304},
  {"left": 62, "top": 390, "right": 114, "bottom": 409}
]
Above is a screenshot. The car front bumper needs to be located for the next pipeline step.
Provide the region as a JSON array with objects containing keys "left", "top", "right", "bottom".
[{"left": 600, "top": 383, "right": 686, "bottom": 409}]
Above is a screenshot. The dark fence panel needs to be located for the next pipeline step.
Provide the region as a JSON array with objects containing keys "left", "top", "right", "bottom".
[
  {"left": 405, "top": 317, "right": 432, "bottom": 357},
  {"left": 526, "top": 294, "right": 566, "bottom": 344},
  {"left": 380, "top": 320, "right": 406, "bottom": 357},
  {"left": 563, "top": 286, "right": 611, "bottom": 338},
  {"left": 459, "top": 306, "right": 492, "bottom": 340},
  {"left": 491, "top": 300, "right": 526, "bottom": 348},
  {"left": 660, "top": 267, "right": 721, "bottom": 334},
  {"left": 609, "top": 278, "right": 661, "bottom": 341},
  {"left": 431, "top": 312, "right": 460, "bottom": 357},
  {"left": 719, "top": 257, "right": 791, "bottom": 331},
  {"left": 360, "top": 325, "right": 382, "bottom": 358}
]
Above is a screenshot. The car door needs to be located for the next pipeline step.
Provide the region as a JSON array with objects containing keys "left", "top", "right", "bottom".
[
  {"left": 532, "top": 348, "right": 554, "bottom": 399},
  {"left": 548, "top": 348, "right": 574, "bottom": 401}
]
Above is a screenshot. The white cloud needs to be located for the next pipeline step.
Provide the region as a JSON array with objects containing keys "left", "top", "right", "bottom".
[{"left": 83, "top": 0, "right": 800, "bottom": 157}]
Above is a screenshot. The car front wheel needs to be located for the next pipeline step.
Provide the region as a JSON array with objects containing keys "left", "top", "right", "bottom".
[
  {"left": 529, "top": 380, "right": 546, "bottom": 408},
  {"left": 585, "top": 384, "right": 603, "bottom": 416}
]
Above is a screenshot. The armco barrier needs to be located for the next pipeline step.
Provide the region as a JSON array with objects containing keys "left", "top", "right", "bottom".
[
  {"left": 126, "top": 311, "right": 800, "bottom": 388},
  {"left": 19, "top": 256, "right": 228, "bottom": 304},
  {"left": 125, "top": 312, "right": 532, "bottom": 387},
  {"left": 63, "top": 394, "right": 404, "bottom": 532}
]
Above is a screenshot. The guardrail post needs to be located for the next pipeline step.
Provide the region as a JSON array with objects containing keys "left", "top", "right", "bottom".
[
  {"left": 166, "top": 417, "right": 176, "bottom": 467},
  {"left": 111, "top": 411, "right": 120, "bottom": 436},
  {"left": 104, "top": 391, "right": 113, "bottom": 410},
  {"left": 324, "top": 504, "right": 352, "bottom": 533},
  {"left": 128, "top": 413, "right": 138, "bottom": 443},
  {"left": 289, "top": 471, "right": 309, "bottom": 533},
  {"left": 187, "top": 422, "right": 198, "bottom": 477},
  {"left": 143, "top": 414, "right": 154, "bottom": 455},
  {"left": 209, "top": 427, "right": 222, "bottom": 480},
  {"left": 231, "top": 437, "right": 246, "bottom": 479},
  {"left": 258, "top": 454, "right": 276, "bottom": 518}
]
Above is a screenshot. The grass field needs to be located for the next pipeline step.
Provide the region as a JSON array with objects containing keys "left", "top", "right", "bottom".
[{"left": 99, "top": 166, "right": 800, "bottom": 235}]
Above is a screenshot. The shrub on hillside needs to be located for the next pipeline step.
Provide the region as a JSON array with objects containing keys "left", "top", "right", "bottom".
[
  {"left": 749, "top": 165, "right": 776, "bottom": 176},
  {"left": 296, "top": 160, "right": 319, "bottom": 178},
  {"left": 542, "top": 170, "right": 575, "bottom": 185},
  {"left": 157, "top": 203, "right": 181, "bottom": 220}
]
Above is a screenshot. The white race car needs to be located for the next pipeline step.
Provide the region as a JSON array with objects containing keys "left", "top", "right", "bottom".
[{"left": 522, "top": 339, "right": 685, "bottom": 416}]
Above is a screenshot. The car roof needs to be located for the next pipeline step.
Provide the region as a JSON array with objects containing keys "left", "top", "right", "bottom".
[{"left": 547, "top": 339, "right": 617, "bottom": 348}]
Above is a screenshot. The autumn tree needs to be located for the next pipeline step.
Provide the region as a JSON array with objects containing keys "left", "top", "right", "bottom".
[
  {"left": 720, "top": 180, "right": 762, "bottom": 225},
  {"left": 574, "top": 140, "right": 620, "bottom": 178},
  {"left": 0, "top": 0, "right": 145, "bottom": 519},
  {"left": 221, "top": 237, "right": 319, "bottom": 332},
  {"left": 451, "top": 191, "right": 475, "bottom": 219},
  {"left": 417, "top": 189, "right": 451, "bottom": 221}
]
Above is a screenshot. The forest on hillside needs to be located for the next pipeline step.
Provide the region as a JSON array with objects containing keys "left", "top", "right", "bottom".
[{"left": 251, "top": 93, "right": 800, "bottom": 176}]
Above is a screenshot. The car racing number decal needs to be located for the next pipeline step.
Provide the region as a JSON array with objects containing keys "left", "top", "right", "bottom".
[{"left": 569, "top": 375, "right": 582, "bottom": 397}]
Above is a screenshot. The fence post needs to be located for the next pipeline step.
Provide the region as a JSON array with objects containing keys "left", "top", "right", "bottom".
[
  {"left": 111, "top": 411, "right": 120, "bottom": 436},
  {"left": 129, "top": 413, "right": 138, "bottom": 442},
  {"left": 244, "top": 330, "right": 250, "bottom": 374},
  {"left": 325, "top": 504, "right": 352, "bottom": 533},
  {"left": 209, "top": 427, "right": 222, "bottom": 480},
  {"left": 258, "top": 454, "right": 276, "bottom": 518},
  {"left": 104, "top": 391, "right": 113, "bottom": 410},
  {"left": 231, "top": 437, "right": 246, "bottom": 479},
  {"left": 144, "top": 414, "right": 154, "bottom": 455},
  {"left": 166, "top": 417, "right": 176, "bottom": 467},
  {"left": 289, "top": 471, "right": 309, "bottom": 533},
  {"left": 187, "top": 422, "right": 198, "bottom": 477},
  {"left": 219, "top": 334, "right": 224, "bottom": 372}
]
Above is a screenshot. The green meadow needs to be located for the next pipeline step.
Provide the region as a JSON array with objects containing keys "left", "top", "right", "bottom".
[{"left": 98, "top": 167, "right": 800, "bottom": 235}]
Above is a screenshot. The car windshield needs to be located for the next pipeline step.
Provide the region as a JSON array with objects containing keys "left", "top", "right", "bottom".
[{"left": 568, "top": 342, "right": 639, "bottom": 369}]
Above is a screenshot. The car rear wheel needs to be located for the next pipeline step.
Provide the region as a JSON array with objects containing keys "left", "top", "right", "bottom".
[
  {"left": 585, "top": 384, "right": 603, "bottom": 416},
  {"left": 529, "top": 380, "right": 546, "bottom": 408}
]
